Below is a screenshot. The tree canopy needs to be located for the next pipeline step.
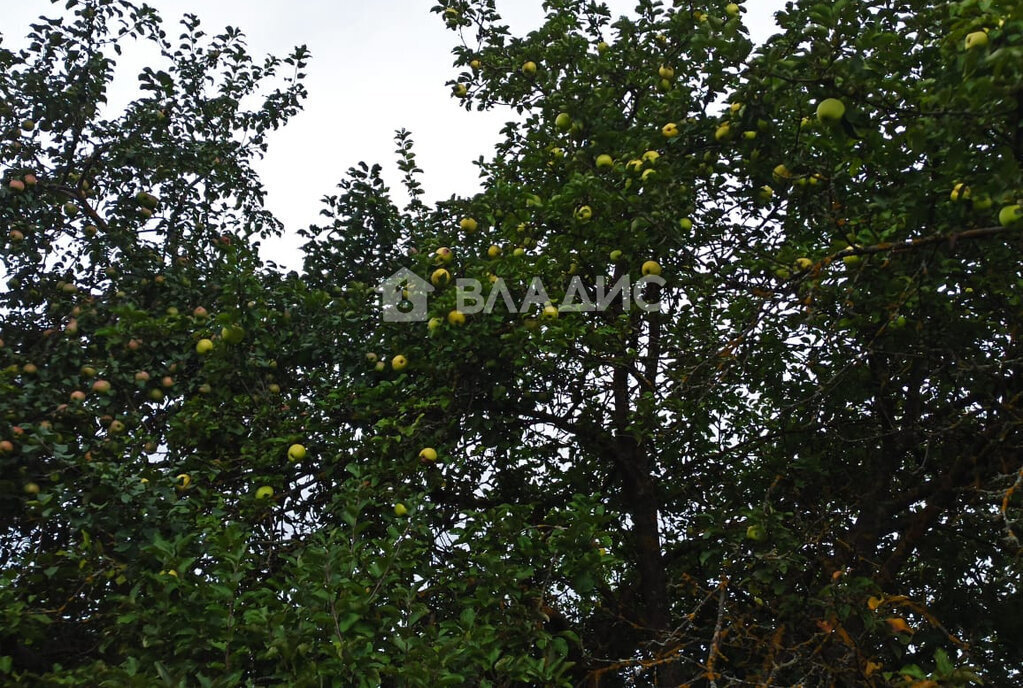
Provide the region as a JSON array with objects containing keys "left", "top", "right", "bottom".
[{"left": 1, "top": 0, "right": 1021, "bottom": 686}]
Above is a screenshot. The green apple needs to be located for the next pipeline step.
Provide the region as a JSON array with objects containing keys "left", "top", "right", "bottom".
[
  {"left": 394, "top": 503, "right": 409, "bottom": 517},
  {"left": 971, "top": 194, "right": 993, "bottom": 211},
  {"left": 222, "top": 325, "right": 245, "bottom": 344},
  {"left": 428, "top": 317, "right": 443, "bottom": 332},
  {"left": 714, "top": 123, "right": 732, "bottom": 142},
  {"left": 136, "top": 191, "right": 159, "bottom": 209},
  {"left": 662, "top": 122, "right": 680, "bottom": 138},
  {"left": 459, "top": 217, "right": 478, "bottom": 232},
  {"left": 287, "top": 443, "right": 306, "bottom": 462},
  {"left": 419, "top": 447, "right": 438, "bottom": 462},
  {"left": 641, "top": 260, "right": 662, "bottom": 277},
  {"left": 80, "top": 365, "right": 97, "bottom": 377},
  {"left": 109, "top": 419, "right": 127, "bottom": 434},
  {"left": 725, "top": 3, "right": 740, "bottom": 17},
  {"left": 641, "top": 168, "right": 657, "bottom": 183},
  {"left": 794, "top": 257, "right": 813, "bottom": 271},
  {"left": 843, "top": 254, "right": 862, "bottom": 267},
  {"left": 595, "top": 154, "right": 613, "bottom": 169},
  {"left": 431, "top": 268, "right": 451, "bottom": 287},
  {"left": 255, "top": 485, "right": 274, "bottom": 500},
  {"left": 521, "top": 61, "right": 537, "bottom": 76},
  {"left": 392, "top": 355, "right": 408, "bottom": 371},
  {"left": 609, "top": 249, "right": 623, "bottom": 262},
  {"left": 757, "top": 185, "right": 774, "bottom": 202},
  {"left": 965, "top": 30, "right": 988, "bottom": 50},
  {"left": 447, "top": 310, "right": 466, "bottom": 326},
  {"left": 597, "top": 41, "right": 609, "bottom": 53},
  {"left": 541, "top": 305, "right": 559, "bottom": 320},
  {"left": 513, "top": 247, "right": 526, "bottom": 257},
  {"left": 23, "top": 482, "right": 40, "bottom": 495},
  {"left": 746, "top": 524, "right": 766, "bottom": 542},
  {"left": 555, "top": 112, "right": 572, "bottom": 131},
  {"left": 487, "top": 244, "right": 501, "bottom": 258},
  {"left": 195, "top": 338, "right": 214, "bottom": 354},
  {"left": 772, "top": 164, "right": 791, "bottom": 181},
  {"left": 679, "top": 218, "right": 694, "bottom": 231},
  {"left": 816, "top": 98, "right": 845, "bottom": 123},
  {"left": 999, "top": 204, "right": 1022, "bottom": 227},
  {"left": 575, "top": 205, "right": 593, "bottom": 222},
  {"left": 469, "top": 59, "right": 481, "bottom": 70},
  {"left": 658, "top": 65, "right": 674, "bottom": 80},
  {"left": 452, "top": 83, "right": 468, "bottom": 98},
  {"left": 148, "top": 388, "right": 164, "bottom": 402},
  {"left": 198, "top": 383, "right": 212, "bottom": 394},
  {"left": 743, "top": 130, "right": 756, "bottom": 140},
  {"left": 366, "top": 352, "right": 378, "bottom": 364}
]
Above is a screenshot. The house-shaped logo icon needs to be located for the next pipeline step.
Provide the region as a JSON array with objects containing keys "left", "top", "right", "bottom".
[{"left": 377, "top": 267, "right": 434, "bottom": 322}]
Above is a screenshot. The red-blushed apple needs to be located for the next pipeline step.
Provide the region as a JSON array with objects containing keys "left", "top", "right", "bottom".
[
  {"left": 192, "top": 306, "right": 209, "bottom": 318},
  {"left": 92, "top": 379, "right": 112, "bottom": 393},
  {"left": 70, "top": 390, "right": 86, "bottom": 402},
  {"left": 134, "top": 371, "right": 150, "bottom": 383},
  {"left": 0, "top": 440, "right": 15, "bottom": 454},
  {"left": 9, "top": 179, "right": 25, "bottom": 192}
]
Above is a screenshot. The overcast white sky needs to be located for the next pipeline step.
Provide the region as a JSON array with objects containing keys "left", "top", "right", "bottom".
[{"left": 3, "top": 1, "right": 785, "bottom": 269}]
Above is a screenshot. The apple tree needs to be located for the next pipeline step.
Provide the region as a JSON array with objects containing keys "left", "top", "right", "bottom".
[{"left": 3, "top": 0, "right": 1023, "bottom": 686}]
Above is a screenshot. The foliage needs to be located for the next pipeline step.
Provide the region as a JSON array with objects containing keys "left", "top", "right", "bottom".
[{"left": 2, "top": 0, "right": 1021, "bottom": 686}]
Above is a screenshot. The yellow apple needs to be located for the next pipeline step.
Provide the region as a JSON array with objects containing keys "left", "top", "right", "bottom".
[
  {"left": 366, "top": 352, "right": 378, "bottom": 363},
  {"left": 642, "top": 150, "right": 660, "bottom": 163},
  {"left": 658, "top": 65, "right": 674, "bottom": 80},
  {"left": 175, "top": 473, "right": 191, "bottom": 490},
  {"left": 609, "top": 249, "right": 623, "bottom": 262},
  {"left": 428, "top": 317, "right": 443, "bottom": 332},
  {"left": 714, "top": 123, "right": 732, "bottom": 142},
  {"left": 595, "top": 154, "right": 613, "bottom": 169},
  {"left": 794, "top": 257, "right": 813, "bottom": 271},
  {"left": 435, "top": 247, "right": 454, "bottom": 264},
  {"left": 195, "top": 338, "right": 214, "bottom": 354},
  {"left": 419, "top": 447, "right": 438, "bottom": 462},
  {"left": 452, "top": 83, "right": 468, "bottom": 98},
  {"left": 459, "top": 217, "right": 478, "bottom": 232},
  {"left": 662, "top": 122, "right": 680, "bottom": 138},
  {"left": 950, "top": 183, "right": 970, "bottom": 202},
  {"left": 772, "top": 164, "right": 791, "bottom": 181},
  {"left": 392, "top": 355, "right": 408, "bottom": 371},
  {"left": 447, "top": 310, "right": 466, "bottom": 326},
  {"left": 394, "top": 503, "right": 409, "bottom": 516},
  {"left": 965, "top": 30, "right": 988, "bottom": 50},
  {"left": 255, "top": 485, "right": 274, "bottom": 500},
  {"left": 725, "top": 3, "right": 740, "bottom": 17},
  {"left": 541, "top": 305, "right": 559, "bottom": 320},
  {"left": 641, "top": 260, "right": 662, "bottom": 276},
  {"left": 522, "top": 61, "right": 537, "bottom": 76},
  {"left": 24, "top": 482, "right": 40, "bottom": 495},
  {"left": 757, "top": 185, "right": 774, "bottom": 201},
  {"left": 431, "top": 268, "right": 451, "bottom": 287},
  {"left": 487, "top": 244, "right": 501, "bottom": 258},
  {"left": 288, "top": 443, "right": 307, "bottom": 461},
  {"left": 575, "top": 205, "right": 593, "bottom": 222}
]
